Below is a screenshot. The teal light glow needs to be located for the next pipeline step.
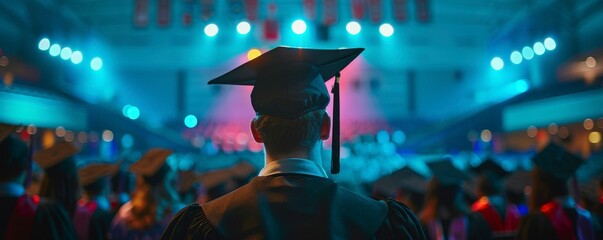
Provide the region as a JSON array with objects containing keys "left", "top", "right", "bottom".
[
  {"left": 490, "top": 57, "right": 504, "bottom": 70},
  {"left": 533, "top": 42, "right": 545, "bottom": 55},
  {"left": 90, "top": 57, "right": 103, "bottom": 71},
  {"left": 70, "top": 51, "right": 83, "bottom": 64},
  {"left": 544, "top": 37, "right": 556, "bottom": 50},
  {"left": 237, "top": 21, "right": 251, "bottom": 35},
  {"left": 510, "top": 51, "right": 523, "bottom": 64},
  {"left": 522, "top": 47, "right": 534, "bottom": 60},
  {"left": 346, "top": 21, "right": 361, "bottom": 35},
  {"left": 379, "top": 23, "right": 394, "bottom": 37},
  {"left": 38, "top": 38, "right": 50, "bottom": 51},
  {"left": 49, "top": 44, "right": 61, "bottom": 56},
  {"left": 204, "top": 24, "right": 219, "bottom": 37},
  {"left": 126, "top": 106, "right": 140, "bottom": 120},
  {"left": 60, "top": 47, "right": 72, "bottom": 60},
  {"left": 292, "top": 20, "right": 307, "bottom": 34},
  {"left": 121, "top": 134, "right": 134, "bottom": 148},
  {"left": 122, "top": 105, "right": 132, "bottom": 116},
  {"left": 514, "top": 79, "right": 529, "bottom": 93},
  {"left": 184, "top": 114, "right": 198, "bottom": 128}
]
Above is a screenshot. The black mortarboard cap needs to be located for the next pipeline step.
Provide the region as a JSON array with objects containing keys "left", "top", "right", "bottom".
[
  {"left": 532, "top": 142, "right": 584, "bottom": 181},
  {"left": 373, "top": 167, "right": 428, "bottom": 196},
  {"left": 79, "top": 163, "right": 120, "bottom": 186},
  {"left": 471, "top": 157, "right": 510, "bottom": 178},
  {"left": 34, "top": 141, "right": 78, "bottom": 169},
  {"left": 427, "top": 158, "right": 469, "bottom": 186},
  {"left": 208, "top": 46, "right": 364, "bottom": 174},
  {"left": 129, "top": 148, "right": 172, "bottom": 177}
]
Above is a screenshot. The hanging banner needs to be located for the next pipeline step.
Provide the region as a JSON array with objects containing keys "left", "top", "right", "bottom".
[
  {"left": 323, "top": 0, "right": 338, "bottom": 26},
  {"left": 416, "top": 0, "right": 430, "bottom": 22},
  {"left": 351, "top": 0, "right": 365, "bottom": 20},
  {"left": 392, "top": 0, "right": 407, "bottom": 22},
  {"left": 133, "top": 0, "right": 149, "bottom": 28},
  {"left": 182, "top": 0, "right": 194, "bottom": 27},
  {"left": 158, "top": 0, "right": 171, "bottom": 27},
  {"left": 200, "top": 0, "right": 214, "bottom": 20},
  {"left": 244, "top": 0, "right": 259, "bottom": 21},
  {"left": 368, "top": 0, "right": 381, "bottom": 23},
  {"left": 228, "top": 0, "right": 243, "bottom": 15},
  {"left": 263, "top": 19, "right": 279, "bottom": 41},
  {"left": 303, "top": 0, "right": 317, "bottom": 21}
]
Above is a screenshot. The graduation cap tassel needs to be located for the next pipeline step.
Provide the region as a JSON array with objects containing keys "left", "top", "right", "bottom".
[{"left": 331, "top": 73, "right": 341, "bottom": 174}]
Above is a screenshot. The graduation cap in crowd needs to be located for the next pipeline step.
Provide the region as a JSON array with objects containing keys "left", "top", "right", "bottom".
[
  {"left": 531, "top": 142, "right": 584, "bottom": 181},
  {"left": 79, "top": 163, "right": 120, "bottom": 187},
  {"left": 208, "top": 46, "right": 364, "bottom": 174},
  {"left": 373, "top": 167, "right": 428, "bottom": 196},
  {"left": 129, "top": 148, "right": 173, "bottom": 176},
  {"left": 33, "top": 141, "right": 78, "bottom": 169},
  {"left": 471, "top": 157, "right": 510, "bottom": 178},
  {"left": 427, "top": 159, "right": 469, "bottom": 186}
]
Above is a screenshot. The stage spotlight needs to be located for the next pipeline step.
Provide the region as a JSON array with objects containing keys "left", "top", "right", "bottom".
[
  {"left": 184, "top": 115, "right": 198, "bottom": 128},
  {"left": 90, "top": 57, "right": 103, "bottom": 71},
  {"left": 60, "top": 47, "right": 72, "bottom": 60},
  {"left": 237, "top": 21, "right": 251, "bottom": 35},
  {"left": 38, "top": 38, "right": 50, "bottom": 51},
  {"left": 346, "top": 21, "right": 361, "bottom": 35},
  {"left": 544, "top": 37, "right": 556, "bottom": 50},
  {"left": 510, "top": 51, "right": 522, "bottom": 64},
  {"left": 71, "top": 51, "right": 83, "bottom": 64},
  {"left": 379, "top": 23, "right": 394, "bottom": 37},
  {"left": 522, "top": 46, "right": 534, "bottom": 60},
  {"left": 292, "top": 20, "right": 307, "bottom": 34},
  {"left": 204, "top": 23, "right": 219, "bottom": 37},
  {"left": 533, "top": 42, "right": 545, "bottom": 55},
  {"left": 490, "top": 57, "right": 504, "bottom": 70},
  {"left": 49, "top": 44, "right": 61, "bottom": 57}
]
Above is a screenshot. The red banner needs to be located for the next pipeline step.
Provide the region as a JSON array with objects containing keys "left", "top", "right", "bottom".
[
  {"left": 392, "top": 0, "right": 407, "bottom": 22},
  {"left": 263, "top": 19, "right": 279, "bottom": 41},
  {"left": 323, "top": 0, "right": 338, "bottom": 26},
  {"left": 200, "top": 0, "right": 214, "bottom": 20},
  {"left": 158, "top": 0, "right": 171, "bottom": 27},
  {"left": 303, "top": 0, "right": 317, "bottom": 21},
  {"left": 182, "top": 0, "right": 194, "bottom": 26},
  {"left": 133, "top": 0, "right": 149, "bottom": 28},
  {"left": 416, "top": 0, "right": 430, "bottom": 22},
  {"left": 351, "top": 0, "right": 365, "bottom": 20},
  {"left": 368, "top": 0, "right": 381, "bottom": 23},
  {"left": 245, "top": 0, "right": 259, "bottom": 21}
]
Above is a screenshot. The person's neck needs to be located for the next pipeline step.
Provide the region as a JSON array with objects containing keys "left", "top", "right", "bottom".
[{"left": 264, "top": 142, "right": 323, "bottom": 167}]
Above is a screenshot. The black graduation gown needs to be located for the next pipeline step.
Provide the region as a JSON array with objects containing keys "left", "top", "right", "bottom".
[{"left": 161, "top": 174, "right": 425, "bottom": 240}]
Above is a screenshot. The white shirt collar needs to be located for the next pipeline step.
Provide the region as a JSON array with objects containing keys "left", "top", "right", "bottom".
[
  {"left": 0, "top": 182, "right": 25, "bottom": 197},
  {"left": 259, "top": 158, "right": 328, "bottom": 178}
]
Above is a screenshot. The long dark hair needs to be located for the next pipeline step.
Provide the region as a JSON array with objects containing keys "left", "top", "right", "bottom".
[
  {"left": 39, "top": 157, "right": 80, "bottom": 216},
  {"left": 529, "top": 166, "right": 569, "bottom": 212},
  {"left": 420, "top": 178, "right": 469, "bottom": 222}
]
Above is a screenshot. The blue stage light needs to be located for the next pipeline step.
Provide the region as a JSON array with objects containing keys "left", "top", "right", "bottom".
[
  {"left": 490, "top": 57, "right": 504, "bottom": 70},
  {"left": 204, "top": 24, "right": 219, "bottom": 37},
  {"left": 237, "top": 21, "right": 251, "bottom": 35},
  {"left": 379, "top": 23, "right": 394, "bottom": 37},
  {"left": 71, "top": 51, "right": 83, "bottom": 64},
  {"left": 346, "top": 21, "right": 361, "bottom": 35},
  {"left": 510, "top": 51, "right": 523, "bottom": 64},
  {"left": 127, "top": 106, "right": 140, "bottom": 120},
  {"left": 522, "top": 47, "right": 534, "bottom": 60},
  {"left": 38, "top": 38, "right": 50, "bottom": 51},
  {"left": 49, "top": 44, "right": 61, "bottom": 56},
  {"left": 90, "top": 57, "right": 103, "bottom": 71},
  {"left": 60, "top": 47, "right": 72, "bottom": 60},
  {"left": 544, "top": 37, "right": 556, "bottom": 51},
  {"left": 515, "top": 79, "right": 529, "bottom": 93},
  {"left": 184, "top": 115, "right": 198, "bottom": 128},
  {"left": 292, "top": 20, "right": 307, "bottom": 34}
]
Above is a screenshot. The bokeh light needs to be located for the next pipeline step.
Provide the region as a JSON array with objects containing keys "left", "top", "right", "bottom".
[
  {"left": 490, "top": 57, "right": 504, "bottom": 70},
  {"left": 55, "top": 126, "right": 66, "bottom": 137},
  {"left": 204, "top": 23, "right": 219, "bottom": 37},
  {"left": 237, "top": 21, "right": 251, "bottom": 35},
  {"left": 64, "top": 130, "right": 74, "bottom": 142},
  {"left": 127, "top": 106, "right": 140, "bottom": 120},
  {"left": 71, "top": 51, "right": 83, "bottom": 64},
  {"left": 514, "top": 79, "right": 529, "bottom": 93},
  {"left": 527, "top": 126, "right": 537, "bottom": 137},
  {"left": 90, "top": 57, "right": 103, "bottom": 71},
  {"left": 60, "top": 47, "right": 72, "bottom": 60},
  {"left": 184, "top": 114, "right": 198, "bottom": 128},
  {"left": 481, "top": 129, "right": 492, "bottom": 142},
  {"left": 247, "top": 48, "right": 262, "bottom": 61},
  {"left": 379, "top": 23, "right": 394, "bottom": 37},
  {"left": 49, "top": 44, "right": 61, "bottom": 56},
  {"left": 510, "top": 51, "right": 523, "bottom": 64},
  {"left": 559, "top": 127, "right": 570, "bottom": 139},
  {"left": 38, "top": 38, "right": 50, "bottom": 51},
  {"left": 121, "top": 134, "right": 134, "bottom": 148},
  {"left": 292, "top": 20, "right": 307, "bottom": 34},
  {"left": 522, "top": 46, "right": 534, "bottom": 60},
  {"left": 102, "top": 130, "right": 114, "bottom": 142},
  {"left": 584, "top": 118, "right": 594, "bottom": 130},
  {"left": 589, "top": 132, "right": 601, "bottom": 144},
  {"left": 346, "top": 21, "right": 361, "bottom": 35},
  {"left": 78, "top": 132, "right": 88, "bottom": 143},
  {"left": 586, "top": 57, "right": 597, "bottom": 68},
  {"left": 544, "top": 37, "right": 556, "bottom": 50},
  {"left": 548, "top": 123, "right": 558, "bottom": 135},
  {"left": 533, "top": 42, "right": 545, "bottom": 55},
  {"left": 27, "top": 124, "right": 37, "bottom": 135}
]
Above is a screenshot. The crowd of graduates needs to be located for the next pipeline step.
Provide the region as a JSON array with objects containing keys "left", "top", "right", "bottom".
[{"left": 2, "top": 121, "right": 603, "bottom": 240}]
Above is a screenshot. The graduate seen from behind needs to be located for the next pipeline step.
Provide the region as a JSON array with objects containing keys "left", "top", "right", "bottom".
[
  {"left": 518, "top": 142, "right": 596, "bottom": 240},
  {"left": 110, "top": 148, "right": 185, "bottom": 239},
  {"left": 162, "top": 47, "right": 425, "bottom": 239}
]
